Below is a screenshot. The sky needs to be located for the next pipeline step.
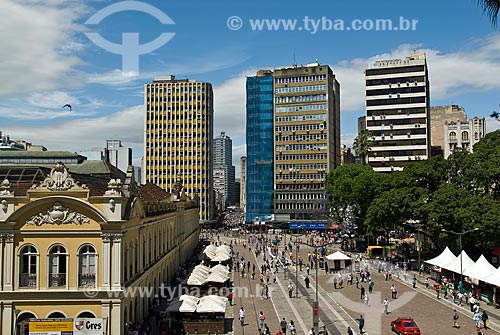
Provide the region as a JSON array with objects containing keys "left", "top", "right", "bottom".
[{"left": 2, "top": 0, "right": 500, "bottom": 177}]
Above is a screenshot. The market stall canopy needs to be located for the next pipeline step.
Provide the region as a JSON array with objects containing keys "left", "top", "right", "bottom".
[
  {"left": 326, "top": 251, "right": 351, "bottom": 261},
  {"left": 166, "top": 295, "right": 199, "bottom": 313},
  {"left": 440, "top": 250, "right": 475, "bottom": 274},
  {"left": 197, "top": 296, "right": 228, "bottom": 313},
  {"left": 187, "top": 263, "right": 230, "bottom": 285},
  {"left": 425, "top": 247, "right": 456, "bottom": 267},
  {"left": 463, "top": 255, "right": 496, "bottom": 281},
  {"left": 210, "top": 264, "right": 230, "bottom": 276},
  {"left": 483, "top": 265, "right": 500, "bottom": 287},
  {"left": 166, "top": 295, "right": 227, "bottom": 313},
  {"left": 203, "top": 245, "right": 231, "bottom": 262}
]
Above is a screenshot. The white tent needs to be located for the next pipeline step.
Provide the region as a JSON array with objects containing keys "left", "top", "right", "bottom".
[
  {"left": 440, "top": 250, "right": 475, "bottom": 274},
  {"left": 425, "top": 247, "right": 456, "bottom": 267},
  {"left": 463, "top": 255, "right": 497, "bottom": 282},
  {"left": 326, "top": 251, "right": 351, "bottom": 261},
  {"left": 210, "top": 264, "right": 230, "bottom": 276},
  {"left": 166, "top": 295, "right": 199, "bottom": 313},
  {"left": 483, "top": 265, "right": 500, "bottom": 287},
  {"left": 205, "top": 271, "right": 228, "bottom": 284},
  {"left": 187, "top": 272, "right": 207, "bottom": 286},
  {"left": 197, "top": 296, "right": 228, "bottom": 313}
]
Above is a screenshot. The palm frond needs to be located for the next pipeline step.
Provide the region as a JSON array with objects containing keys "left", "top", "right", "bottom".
[{"left": 478, "top": 0, "right": 500, "bottom": 26}]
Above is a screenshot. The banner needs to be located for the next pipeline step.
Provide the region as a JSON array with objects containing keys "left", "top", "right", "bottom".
[
  {"left": 73, "top": 319, "right": 104, "bottom": 335},
  {"left": 29, "top": 318, "right": 73, "bottom": 335}
]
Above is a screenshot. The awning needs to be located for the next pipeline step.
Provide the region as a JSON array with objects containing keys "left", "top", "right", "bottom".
[
  {"left": 326, "top": 251, "right": 352, "bottom": 261},
  {"left": 367, "top": 246, "right": 383, "bottom": 250},
  {"left": 196, "top": 296, "right": 228, "bottom": 313},
  {"left": 425, "top": 247, "right": 456, "bottom": 267},
  {"left": 483, "top": 265, "right": 500, "bottom": 287},
  {"left": 463, "top": 255, "right": 496, "bottom": 282},
  {"left": 166, "top": 295, "right": 199, "bottom": 313},
  {"left": 440, "top": 250, "right": 475, "bottom": 274}
]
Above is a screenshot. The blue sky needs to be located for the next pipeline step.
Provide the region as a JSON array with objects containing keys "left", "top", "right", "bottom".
[{"left": 1, "top": 0, "right": 500, "bottom": 176}]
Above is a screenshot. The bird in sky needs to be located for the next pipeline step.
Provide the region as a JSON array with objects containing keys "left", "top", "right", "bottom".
[{"left": 62, "top": 104, "right": 72, "bottom": 112}]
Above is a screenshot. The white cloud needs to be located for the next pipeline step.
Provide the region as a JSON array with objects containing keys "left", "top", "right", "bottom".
[
  {"left": 3, "top": 105, "right": 144, "bottom": 153},
  {"left": 334, "top": 35, "right": 500, "bottom": 113},
  {"left": 486, "top": 119, "right": 500, "bottom": 134},
  {"left": 213, "top": 68, "right": 257, "bottom": 141},
  {"left": 0, "top": 1, "right": 86, "bottom": 95}
]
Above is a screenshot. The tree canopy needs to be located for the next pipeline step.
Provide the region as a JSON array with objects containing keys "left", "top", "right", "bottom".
[{"left": 324, "top": 130, "right": 500, "bottom": 251}]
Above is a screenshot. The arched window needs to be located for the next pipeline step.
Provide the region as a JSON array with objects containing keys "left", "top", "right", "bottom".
[
  {"left": 48, "top": 245, "right": 67, "bottom": 287},
  {"left": 77, "top": 311, "right": 96, "bottom": 318},
  {"left": 449, "top": 131, "right": 457, "bottom": 142},
  {"left": 17, "top": 312, "right": 37, "bottom": 335},
  {"left": 19, "top": 245, "right": 38, "bottom": 287},
  {"left": 78, "top": 245, "right": 97, "bottom": 287},
  {"left": 462, "top": 131, "right": 469, "bottom": 141},
  {"left": 47, "top": 312, "right": 66, "bottom": 318}
]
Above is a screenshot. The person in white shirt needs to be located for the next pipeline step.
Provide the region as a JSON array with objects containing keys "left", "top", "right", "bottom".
[
  {"left": 383, "top": 298, "right": 389, "bottom": 314},
  {"left": 239, "top": 307, "right": 245, "bottom": 326}
]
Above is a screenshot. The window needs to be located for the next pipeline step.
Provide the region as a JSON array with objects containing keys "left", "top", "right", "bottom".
[
  {"left": 449, "top": 131, "right": 457, "bottom": 142},
  {"left": 48, "top": 245, "right": 67, "bottom": 287},
  {"left": 79, "top": 245, "right": 97, "bottom": 288},
  {"left": 19, "top": 245, "right": 38, "bottom": 287},
  {"left": 462, "top": 131, "right": 469, "bottom": 141}
]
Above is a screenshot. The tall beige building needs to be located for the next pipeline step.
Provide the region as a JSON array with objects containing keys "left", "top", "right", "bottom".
[
  {"left": 240, "top": 156, "right": 246, "bottom": 212},
  {"left": 430, "top": 105, "right": 466, "bottom": 153},
  {"left": 273, "top": 62, "right": 340, "bottom": 220},
  {"left": 143, "top": 75, "right": 214, "bottom": 222}
]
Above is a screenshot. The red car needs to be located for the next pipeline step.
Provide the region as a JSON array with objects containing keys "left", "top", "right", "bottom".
[{"left": 390, "top": 318, "right": 421, "bottom": 335}]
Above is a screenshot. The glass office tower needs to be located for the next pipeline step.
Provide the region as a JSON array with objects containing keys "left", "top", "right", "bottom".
[{"left": 245, "top": 70, "right": 274, "bottom": 223}]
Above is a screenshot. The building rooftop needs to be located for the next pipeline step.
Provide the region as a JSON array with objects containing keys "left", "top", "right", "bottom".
[{"left": 367, "top": 52, "right": 427, "bottom": 69}]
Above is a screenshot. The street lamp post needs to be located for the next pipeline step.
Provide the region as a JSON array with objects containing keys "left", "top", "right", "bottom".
[{"left": 441, "top": 227, "right": 480, "bottom": 285}]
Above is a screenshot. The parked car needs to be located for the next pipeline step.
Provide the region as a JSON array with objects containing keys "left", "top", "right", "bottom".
[{"left": 390, "top": 318, "right": 421, "bottom": 335}]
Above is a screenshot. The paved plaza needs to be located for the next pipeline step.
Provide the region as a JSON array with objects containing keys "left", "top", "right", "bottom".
[{"left": 225, "top": 234, "right": 500, "bottom": 335}]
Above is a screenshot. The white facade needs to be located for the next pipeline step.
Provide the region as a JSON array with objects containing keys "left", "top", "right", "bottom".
[
  {"left": 106, "top": 140, "right": 132, "bottom": 173},
  {"left": 365, "top": 52, "right": 431, "bottom": 172},
  {"left": 444, "top": 117, "right": 486, "bottom": 158}
]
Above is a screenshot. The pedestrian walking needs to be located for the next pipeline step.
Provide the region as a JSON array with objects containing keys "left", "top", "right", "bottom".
[
  {"left": 288, "top": 282, "right": 293, "bottom": 298},
  {"left": 306, "top": 265, "right": 310, "bottom": 275},
  {"left": 481, "top": 310, "right": 489, "bottom": 329},
  {"left": 383, "top": 298, "right": 389, "bottom": 314},
  {"left": 289, "top": 320, "right": 296, "bottom": 335},
  {"left": 412, "top": 276, "right": 417, "bottom": 288},
  {"left": 364, "top": 293, "right": 369, "bottom": 306},
  {"left": 391, "top": 284, "right": 397, "bottom": 299},
  {"left": 280, "top": 318, "right": 287, "bottom": 335},
  {"left": 474, "top": 311, "right": 481, "bottom": 328},
  {"left": 360, "top": 285, "right": 365, "bottom": 299},
  {"left": 305, "top": 276, "right": 310, "bottom": 288},
  {"left": 334, "top": 277, "right": 338, "bottom": 289},
  {"left": 259, "top": 311, "right": 265, "bottom": 329},
  {"left": 346, "top": 326, "right": 353, "bottom": 335},
  {"left": 227, "top": 290, "right": 233, "bottom": 306},
  {"left": 356, "top": 315, "right": 365, "bottom": 334},
  {"left": 355, "top": 277, "right": 359, "bottom": 289},
  {"left": 452, "top": 309, "right": 460, "bottom": 328},
  {"left": 239, "top": 307, "right": 245, "bottom": 326},
  {"left": 424, "top": 278, "right": 429, "bottom": 289},
  {"left": 368, "top": 279, "right": 374, "bottom": 293}
]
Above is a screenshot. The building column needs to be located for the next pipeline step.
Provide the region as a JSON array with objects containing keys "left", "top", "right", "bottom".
[
  {"left": 4, "top": 234, "right": 14, "bottom": 291},
  {"left": 2, "top": 302, "right": 12, "bottom": 335},
  {"left": 0, "top": 234, "right": 4, "bottom": 290},
  {"left": 111, "top": 301, "right": 122, "bottom": 335},
  {"left": 112, "top": 234, "right": 123, "bottom": 290},
  {"left": 101, "top": 234, "right": 111, "bottom": 290},
  {"left": 102, "top": 301, "right": 110, "bottom": 335}
]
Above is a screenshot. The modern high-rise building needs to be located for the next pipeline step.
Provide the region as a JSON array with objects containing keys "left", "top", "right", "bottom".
[
  {"left": 444, "top": 117, "right": 486, "bottom": 158},
  {"left": 246, "top": 70, "right": 274, "bottom": 223},
  {"left": 213, "top": 132, "right": 235, "bottom": 209},
  {"left": 365, "top": 52, "right": 431, "bottom": 172},
  {"left": 143, "top": 75, "right": 214, "bottom": 222},
  {"left": 273, "top": 62, "right": 340, "bottom": 220},
  {"left": 240, "top": 156, "right": 247, "bottom": 212},
  {"left": 105, "top": 139, "right": 132, "bottom": 173}
]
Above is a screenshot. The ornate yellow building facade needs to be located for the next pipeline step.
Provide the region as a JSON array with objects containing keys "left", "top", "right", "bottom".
[{"left": 0, "top": 162, "right": 199, "bottom": 334}]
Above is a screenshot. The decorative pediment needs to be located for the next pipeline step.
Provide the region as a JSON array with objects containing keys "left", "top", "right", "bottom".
[
  {"left": 26, "top": 202, "right": 90, "bottom": 226},
  {"left": 105, "top": 178, "right": 122, "bottom": 195},
  {"left": 33, "top": 162, "right": 87, "bottom": 191}
]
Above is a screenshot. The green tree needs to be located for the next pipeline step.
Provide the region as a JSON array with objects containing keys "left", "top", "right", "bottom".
[
  {"left": 353, "top": 129, "right": 372, "bottom": 165},
  {"left": 324, "top": 164, "right": 388, "bottom": 233}
]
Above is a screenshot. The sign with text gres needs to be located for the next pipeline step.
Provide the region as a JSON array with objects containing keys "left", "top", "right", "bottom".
[{"left": 73, "top": 318, "right": 104, "bottom": 335}]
